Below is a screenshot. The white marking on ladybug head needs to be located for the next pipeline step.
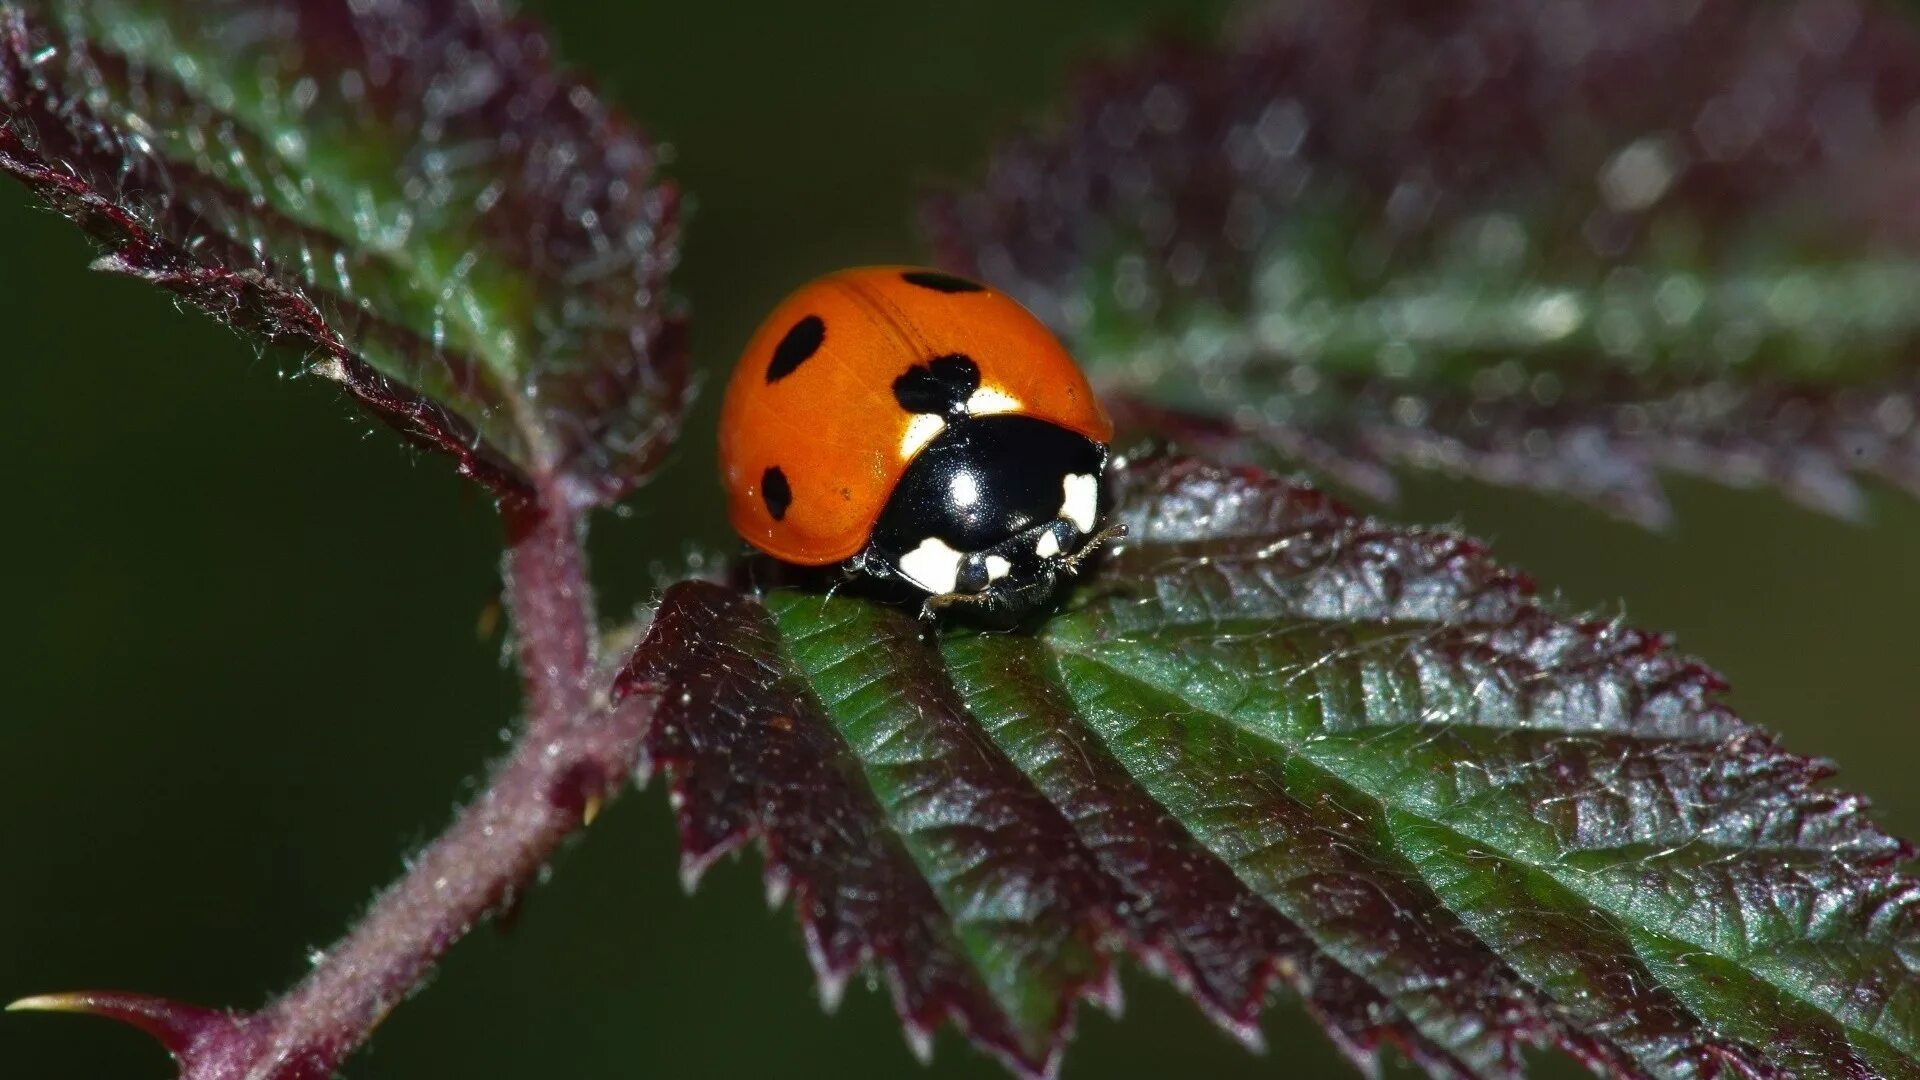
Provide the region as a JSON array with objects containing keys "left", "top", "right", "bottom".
[
  {"left": 899, "top": 414, "right": 945, "bottom": 459},
  {"left": 965, "top": 385, "right": 1021, "bottom": 416},
  {"left": 984, "top": 555, "right": 1012, "bottom": 582},
  {"left": 1061, "top": 473, "right": 1099, "bottom": 533},
  {"left": 1034, "top": 530, "right": 1061, "bottom": 559},
  {"left": 897, "top": 537, "right": 963, "bottom": 595}
]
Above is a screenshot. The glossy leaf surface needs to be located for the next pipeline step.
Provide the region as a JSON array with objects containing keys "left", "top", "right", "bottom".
[{"left": 619, "top": 452, "right": 1920, "bottom": 1078}]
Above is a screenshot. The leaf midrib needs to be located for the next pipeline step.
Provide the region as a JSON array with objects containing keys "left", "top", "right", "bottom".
[
  {"left": 778, "top": 608, "right": 1085, "bottom": 1055},
  {"left": 1080, "top": 240, "right": 1920, "bottom": 389},
  {"left": 1046, "top": 630, "right": 1920, "bottom": 1066}
]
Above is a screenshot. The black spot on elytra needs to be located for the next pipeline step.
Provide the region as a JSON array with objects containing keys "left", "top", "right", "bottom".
[
  {"left": 901, "top": 270, "right": 985, "bottom": 294},
  {"left": 761, "top": 466, "right": 793, "bottom": 521},
  {"left": 766, "top": 315, "right": 825, "bottom": 382},
  {"left": 892, "top": 354, "right": 981, "bottom": 416}
]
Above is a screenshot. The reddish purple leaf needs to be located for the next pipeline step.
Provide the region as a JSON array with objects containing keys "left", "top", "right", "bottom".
[
  {"left": 616, "top": 451, "right": 1920, "bottom": 1078},
  {"left": 0, "top": 0, "right": 685, "bottom": 503},
  {"left": 926, "top": 0, "right": 1920, "bottom": 526},
  {"left": 623, "top": 583, "right": 1115, "bottom": 1076}
]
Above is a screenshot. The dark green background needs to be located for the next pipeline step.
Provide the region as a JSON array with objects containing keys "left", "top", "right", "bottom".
[{"left": 3, "top": 2, "right": 1915, "bottom": 1077}]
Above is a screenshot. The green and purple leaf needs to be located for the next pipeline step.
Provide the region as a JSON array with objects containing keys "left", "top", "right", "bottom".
[
  {"left": 618, "top": 452, "right": 1920, "bottom": 1079},
  {"left": 926, "top": 0, "right": 1920, "bottom": 526},
  {"left": 0, "top": 0, "right": 684, "bottom": 504}
]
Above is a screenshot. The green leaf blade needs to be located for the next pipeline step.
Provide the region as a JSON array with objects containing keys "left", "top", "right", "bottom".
[
  {"left": 622, "top": 452, "right": 1915, "bottom": 1077},
  {"left": 762, "top": 593, "right": 1116, "bottom": 1063},
  {"left": 1081, "top": 456, "right": 1919, "bottom": 1070},
  {"left": 1040, "top": 642, "right": 1550, "bottom": 1077},
  {"left": 1388, "top": 815, "right": 1876, "bottom": 1079},
  {"left": 942, "top": 630, "right": 1462, "bottom": 1068}
]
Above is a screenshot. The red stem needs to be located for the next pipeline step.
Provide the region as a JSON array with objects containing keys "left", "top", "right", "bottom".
[
  {"left": 183, "top": 486, "right": 646, "bottom": 1079},
  {"left": 501, "top": 488, "right": 598, "bottom": 733}
]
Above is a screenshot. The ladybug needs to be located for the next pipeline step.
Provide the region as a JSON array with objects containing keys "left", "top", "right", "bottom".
[{"left": 719, "top": 265, "right": 1122, "bottom": 620}]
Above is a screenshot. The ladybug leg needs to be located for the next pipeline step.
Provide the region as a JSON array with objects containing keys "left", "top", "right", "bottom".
[
  {"left": 820, "top": 573, "right": 849, "bottom": 609},
  {"left": 814, "top": 549, "right": 877, "bottom": 614},
  {"left": 1058, "top": 522, "right": 1129, "bottom": 576},
  {"left": 919, "top": 587, "right": 1002, "bottom": 622},
  {"left": 839, "top": 551, "right": 872, "bottom": 589}
]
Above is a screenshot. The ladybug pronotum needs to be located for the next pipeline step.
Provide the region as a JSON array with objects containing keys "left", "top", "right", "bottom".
[{"left": 719, "top": 265, "right": 1122, "bottom": 620}]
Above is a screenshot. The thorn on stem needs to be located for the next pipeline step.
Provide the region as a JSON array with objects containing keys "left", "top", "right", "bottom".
[
  {"left": 7, "top": 989, "right": 226, "bottom": 1057},
  {"left": 8, "top": 990, "right": 346, "bottom": 1079}
]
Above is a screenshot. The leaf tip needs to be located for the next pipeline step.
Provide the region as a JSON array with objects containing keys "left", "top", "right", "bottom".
[
  {"left": 1088, "top": 966, "right": 1124, "bottom": 1019},
  {"left": 813, "top": 964, "right": 850, "bottom": 1015},
  {"left": 901, "top": 1018, "right": 937, "bottom": 1066}
]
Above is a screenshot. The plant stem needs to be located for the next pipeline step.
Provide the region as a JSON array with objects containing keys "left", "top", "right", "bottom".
[
  {"left": 502, "top": 487, "right": 598, "bottom": 736},
  {"left": 208, "top": 486, "right": 644, "bottom": 1079}
]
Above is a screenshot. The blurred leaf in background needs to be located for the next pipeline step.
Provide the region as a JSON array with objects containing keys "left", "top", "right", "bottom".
[
  {"left": 0, "top": 0, "right": 685, "bottom": 505},
  {"left": 930, "top": 0, "right": 1920, "bottom": 528}
]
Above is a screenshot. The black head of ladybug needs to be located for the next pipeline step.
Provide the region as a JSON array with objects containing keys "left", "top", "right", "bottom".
[{"left": 858, "top": 413, "right": 1123, "bottom": 623}]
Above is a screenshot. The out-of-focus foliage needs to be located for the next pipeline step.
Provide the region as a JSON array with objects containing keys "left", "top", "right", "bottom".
[
  {"left": 0, "top": 0, "right": 684, "bottom": 504},
  {"left": 929, "top": 0, "right": 1920, "bottom": 526}
]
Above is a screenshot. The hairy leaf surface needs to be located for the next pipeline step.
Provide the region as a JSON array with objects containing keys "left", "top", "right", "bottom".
[
  {"left": 619, "top": 453, "right": 1920, "bottom": 1079},
  {"left": 927, "top": 0, "right": 1920, "bottom": 525},
  {"left": 0, "top": 0, "right": 684, "bottom": 502}
]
